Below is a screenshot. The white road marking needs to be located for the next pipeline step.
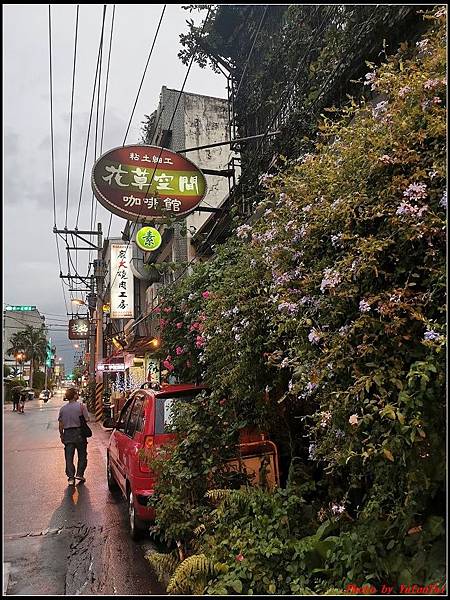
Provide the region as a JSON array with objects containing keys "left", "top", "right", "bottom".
[{"left": 3, "top": 562, "right": 11, "bottom": 595}]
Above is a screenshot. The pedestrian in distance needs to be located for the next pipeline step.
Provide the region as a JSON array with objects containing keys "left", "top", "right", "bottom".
[
  {"left": 18, "top": 389, "right": 27, "bottom": 413},
  {"left": 11, "top": 387, "right": 20, "bottom": 412},
  {"left": 58, "top": 387, "right": 90, "bottom": 486}
]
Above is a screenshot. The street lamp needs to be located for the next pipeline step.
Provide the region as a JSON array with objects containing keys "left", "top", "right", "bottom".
[
  {"left": 71, "top": 298, "right": 86, "bottom": 306},
  {"left": 15, "top": 352, "right": 25, "bottom": 379}
]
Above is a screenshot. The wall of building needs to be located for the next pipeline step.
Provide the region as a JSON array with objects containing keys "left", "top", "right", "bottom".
[
  {"left": 182, "top": 92, "right": 232, "bottom": 262},
  {"left": 149, "top": 87, "right": 233, "bottom": 264}
]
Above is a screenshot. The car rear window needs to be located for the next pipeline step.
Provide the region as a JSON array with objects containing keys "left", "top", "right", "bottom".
[{"left": 154, "top": 392, "right": 203, "bottom": 434}]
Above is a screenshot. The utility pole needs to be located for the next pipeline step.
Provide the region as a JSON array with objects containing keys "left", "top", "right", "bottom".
[
  {"left": 55, "top": 225, "right": 104, "bottom": 413},
  {"left": 88, "top": 277, "right": 97, "bottom": 413},
  {"left": 94, "top": 223, "right": 105, "bottom": 422}
]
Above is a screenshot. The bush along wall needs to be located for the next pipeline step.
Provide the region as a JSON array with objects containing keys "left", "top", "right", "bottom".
[{"left": 145, "top": 8, "right": 446, "bottom": 594}]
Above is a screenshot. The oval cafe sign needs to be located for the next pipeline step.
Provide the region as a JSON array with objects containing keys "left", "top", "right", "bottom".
[{"left": 91, "top": 144, "right": 207, "bottom": 221}]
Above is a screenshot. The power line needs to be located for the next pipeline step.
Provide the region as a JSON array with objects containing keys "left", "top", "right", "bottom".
[
  {"left": 97, "top": 5, "right": 116, "bottom": 243},
  {"left": 233, "top": 5, "right": 268, "bottom": 101},
  {"left": 108, "top": 7, "right": 212, "bottom": 296},
  {"left": 75, "top": 6, "right": 107, "bottom": 228},
  {"left": 65, "top": 5, "right": 79, "bottom": 229},
  {"left": 48, "top": 5, "right": 70, "bottom": 317},
  {"left": 122, "top": 5, "right": 166, "bottom": 146}
]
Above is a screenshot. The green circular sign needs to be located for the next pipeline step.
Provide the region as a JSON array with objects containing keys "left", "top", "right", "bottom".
[{"left": 136, "top": 226, "right": 162, "bottom": 252}]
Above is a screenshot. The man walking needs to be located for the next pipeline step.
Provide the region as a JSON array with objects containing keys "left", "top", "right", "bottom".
[
  {"left": 58, "top": 387, "right": 90, "bottom": 485},
  {"left": 11, "top": 387, "right": 20, "bottom": 412}
]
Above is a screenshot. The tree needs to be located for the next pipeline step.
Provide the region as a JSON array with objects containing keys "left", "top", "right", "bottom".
[{"left": 7, "top": 325, "right": 48, "bottom": 388}]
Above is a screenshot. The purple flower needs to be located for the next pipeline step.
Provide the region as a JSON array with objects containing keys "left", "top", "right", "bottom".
[
  {"left": 331, "top": 233, "right": 343, "bottom": 247},
  {"left": 416, "top": 38, "right": 432, "bottom": 56},
  {"left": 396, "top": 201, "right": 428, "bottom": 218},
  {"left": 424, "top": 329, "right": 441, "bottom": 341},
  {"left": 372, "top": 100, "right": 389, "bottom": 119},
  {"left": 331, "top": 502, "right": 346, "bottom": 516},
  {"left": 403, "top": 182, "right": 428, "bottom": 201},
  {"left": 320, "top": 268, "right": 341, "bottom": 293},
  {"left": 363, "top": 71, "right": 377, "bottom": 90},
  {"left": 278, "top": 302, "right": 299, "bottom": 316},
  {"left": 308, "top": 443, "right": 317, "bottom": 460},
  {"left": 273, "top": 272, "right": 292, "bottom": 286},
  {"left": 398, "top": 86, "right": 412, "bottom": 98},
  {"left": 293, "top": 227, "right": 307, "bottom": 243},
  {"left": 359, "top": 300, "right": 371, "bottom": 313},
  {"left": 236, "top": 224, "right": 252, "bottom": 239},
  {"left": 423, "top": 78, "right": 440, "bottom": 90},
  {"left": 319, "top": 410, "right": 331, "bottom": 427},
  {"left": 308, "top": 328, "right": 321, "bottom": 344}
]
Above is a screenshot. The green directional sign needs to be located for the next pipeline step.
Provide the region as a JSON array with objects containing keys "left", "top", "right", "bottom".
[{"left": 5, "top": 305, "right": 36, "bottom": 311}]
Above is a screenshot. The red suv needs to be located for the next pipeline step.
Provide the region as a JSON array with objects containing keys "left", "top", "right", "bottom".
[
  {"left": 107, "top": 383, "right": 207, "bottom": 539},
  {"left": 107, "top": 383, "right": 279, "bottom": 539}
]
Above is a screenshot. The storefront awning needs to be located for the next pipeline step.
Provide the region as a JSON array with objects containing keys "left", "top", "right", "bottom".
[{"left": 126, "top": 336, "right": 159, "bottom": 355}]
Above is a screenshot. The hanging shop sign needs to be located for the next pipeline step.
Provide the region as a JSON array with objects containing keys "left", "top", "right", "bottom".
[
  {"left": 68, "top": 318, "right": 90, "bottom": 340},
  {"left": 91, "top": 144, "right": 207, "bottom": 222},
  {"left": 110, "top": 242, "right": 134, "bottom": 319},
  {"left": 97, "top": 361, "right": 126, "bottom": 372},
  {"left": 135, "top": 226, "right": 162, "bottom": 252}
]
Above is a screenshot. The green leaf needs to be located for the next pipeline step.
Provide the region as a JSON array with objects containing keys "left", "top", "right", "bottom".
[
  {"left": 229, "top": 580, "right": 243, "bottom": 594},
  {"left": 383, "top": 448, "right": 394, "bottom": 462},
  {"left": 381, "top": 405, "right": 396, "bottom": 420}
]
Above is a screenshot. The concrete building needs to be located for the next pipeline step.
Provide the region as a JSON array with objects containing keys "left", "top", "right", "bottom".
[
  {"left": 140, "top": 86, "right": 238, "bottom": 318},
  {"left": 99, "top": 87, "right": 237, "bottom": 390}
]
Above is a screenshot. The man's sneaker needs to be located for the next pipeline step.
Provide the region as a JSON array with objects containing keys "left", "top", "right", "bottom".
[
  {"left": 75, "top": 476, "right": 86, "bottom": 484},
  {"left": 68, "top": 478, "right": 75, "bottom": 485}
]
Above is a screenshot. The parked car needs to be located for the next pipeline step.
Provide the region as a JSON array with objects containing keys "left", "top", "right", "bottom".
[{"left": 107, "top": 383, "right": 279, "bottom": 540}]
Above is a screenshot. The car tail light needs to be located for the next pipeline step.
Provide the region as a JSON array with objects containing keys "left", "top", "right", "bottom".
[
  {"left": 139, "top": 436, "right": 154, "bottom": 473},
  {"left": 144, "top": 436, "right": 154, "bottom": 449}
]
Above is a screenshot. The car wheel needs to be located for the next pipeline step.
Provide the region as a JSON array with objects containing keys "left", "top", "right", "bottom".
[
  {"left": 107, "top": 453, "right": 119, "bottom": 492},
  {"left": 128, "top": 490, "right": 146, "bottom": 541}
]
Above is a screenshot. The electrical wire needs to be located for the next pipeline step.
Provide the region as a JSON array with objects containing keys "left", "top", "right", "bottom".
[
  {"left": 122, "top": 5, "right": 166, "bottom": 146},
  {"left": 106, "top": 6, "right": 374, "bottom": 340},
  {"left": 98, "top": 5, "right": 116, "bottom": 244},
  {"left": 48, "top": 5, "right": 70, "bottom": 317},
  {"left": 65, "top": 5, "right": 79, "bottom": 229},
  {"left": 75, "top": 5, "right": 107, "bottom": 228},
  {"left": 107, "top": 7, "right": 212, "bottom": 298},
  {"left": 233, "top": 5, "right": 268, "bottom": 101}
]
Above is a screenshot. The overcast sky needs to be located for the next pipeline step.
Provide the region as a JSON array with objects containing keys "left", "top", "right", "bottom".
[{"left": 3, "top": 4, "right": 227, "bottom": 372}]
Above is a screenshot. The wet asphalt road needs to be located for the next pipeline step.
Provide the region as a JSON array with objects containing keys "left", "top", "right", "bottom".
[{"left": 3, "top": 392, "right": 166, "bottom": 596}]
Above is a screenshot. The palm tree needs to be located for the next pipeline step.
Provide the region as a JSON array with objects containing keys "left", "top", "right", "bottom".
[{"left": 7, "top": 325, "right": 47, "bottom": 387}]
